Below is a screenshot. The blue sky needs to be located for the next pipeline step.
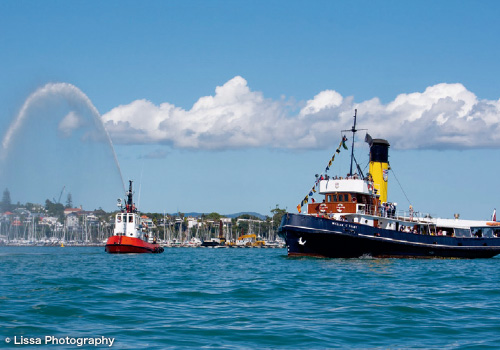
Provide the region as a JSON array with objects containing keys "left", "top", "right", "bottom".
[{"left": 1, "top": 0, "right": 500, "bottom": 219}]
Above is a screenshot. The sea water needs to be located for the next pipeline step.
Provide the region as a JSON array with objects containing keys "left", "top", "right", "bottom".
[{"left": 1, "top": 247, "right": 500, "bottom": 349}]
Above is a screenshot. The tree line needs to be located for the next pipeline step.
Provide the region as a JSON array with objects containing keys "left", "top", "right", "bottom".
[{"left": 1, "top": 188, "right": 287, "bottom": 235}]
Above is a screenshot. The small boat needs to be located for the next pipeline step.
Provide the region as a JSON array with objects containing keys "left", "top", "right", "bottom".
[
  {"left": 201, "top": 220, "right": 226, "bottom": 247},
  {"left": 105, "top": 181, "right": 164, "bottom": 254},
  {"left": 234, "top": 233, "right": 265, "bottom": 247},
  {"left": 185, "top": 237, "right": 202, "bottom": 247},
  {"left": 279, "top": 110, "right": 500, "bottom": 259},
  {"left": 201, "top": 237, "right": 223, "bottom": 247}
]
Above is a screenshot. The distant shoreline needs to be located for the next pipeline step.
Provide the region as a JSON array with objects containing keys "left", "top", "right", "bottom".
[{"left": 0, "top": 243, "right": 285, "bottom": 249}]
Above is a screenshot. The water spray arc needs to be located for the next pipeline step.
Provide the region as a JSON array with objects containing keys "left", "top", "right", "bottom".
[{"left": 0, "top": 82, "right": 125, "bottom": 193}]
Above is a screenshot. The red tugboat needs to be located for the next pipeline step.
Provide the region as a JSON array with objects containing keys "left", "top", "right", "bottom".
[{"left": 105, "top": 181, "right": 164, "bottom": 254}]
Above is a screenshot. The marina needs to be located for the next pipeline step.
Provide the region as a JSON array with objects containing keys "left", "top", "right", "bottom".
[{"left": 0, "top": 193, "right": 286, "bottom": 249}]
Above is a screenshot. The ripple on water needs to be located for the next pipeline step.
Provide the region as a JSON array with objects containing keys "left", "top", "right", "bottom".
[{"left": 1, "top": 247, "right": 500, "bottom": 349}]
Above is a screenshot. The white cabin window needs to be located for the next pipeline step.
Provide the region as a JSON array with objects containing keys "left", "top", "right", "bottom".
[
  {"left": 454, "top": 228, "right": 471, "bottom": 237},
  {"left": 128, "top": 214, "right": 134, "bottom": 223}
]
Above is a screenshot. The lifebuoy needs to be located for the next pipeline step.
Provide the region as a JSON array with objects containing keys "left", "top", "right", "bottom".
[
  {"left": 337, "top": 203, "right": 345, "bottom": 213},
  {"left": 319, "top": 203, "right": 327, "bottom": 213}
]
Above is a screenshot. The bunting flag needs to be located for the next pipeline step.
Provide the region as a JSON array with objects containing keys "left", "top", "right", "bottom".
[
  {"left": 297, "top": 134, "right": 348, "bottom": 212},
  {"left": 342, "top": 135, "right": 348, "bottom": 150}
]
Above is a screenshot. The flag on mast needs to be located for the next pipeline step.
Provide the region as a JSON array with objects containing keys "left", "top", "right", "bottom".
[{"left": 492, "top": 209, "right": 497, "bottom": 222}]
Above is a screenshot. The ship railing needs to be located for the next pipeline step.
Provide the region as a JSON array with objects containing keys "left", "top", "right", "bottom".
[
  {"left": 356, "top": 205, "right": 432, "bottom": 223},
  {"left": 394, "top": 210, "right": 434, "bottom": 223},
  {"left": 356, "top": 204, "right": 380, "bottom": 216}
]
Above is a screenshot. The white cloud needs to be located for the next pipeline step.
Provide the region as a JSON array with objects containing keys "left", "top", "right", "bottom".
[
  {"left": 299, "top": 90, "right": 343, "bottom": 117},
  {"left": 58, "top": 111, "right": 83, "bottom": 137},
  {"left": 102, "top": 76, "right": 500, "bottom": 150}
]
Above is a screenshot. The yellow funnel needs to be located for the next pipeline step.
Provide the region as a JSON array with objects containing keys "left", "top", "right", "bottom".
[{"left": 368, "top": 139, "right": 390, "bottom": 203}]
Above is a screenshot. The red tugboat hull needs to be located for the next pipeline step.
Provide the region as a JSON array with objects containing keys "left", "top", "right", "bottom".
[{"left": 105, "top": 235, "right": 164, "bottom": 254}]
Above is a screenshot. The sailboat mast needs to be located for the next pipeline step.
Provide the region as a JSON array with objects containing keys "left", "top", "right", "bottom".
[{"left": 349, "top": 109, "right": 357, "bottom": 176}]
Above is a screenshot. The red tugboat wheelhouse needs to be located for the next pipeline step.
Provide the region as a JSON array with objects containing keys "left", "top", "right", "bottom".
[
  {"left": 105, "top": 181, "right": 164, "bottom": 254},
  {"left": 278, "top": 110, "right": 500, "bottom": 259}
]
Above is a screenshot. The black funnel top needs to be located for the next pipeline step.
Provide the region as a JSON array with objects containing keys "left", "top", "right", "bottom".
[{"left": 369, "top": 139, "right": 390, "bottom": 163}]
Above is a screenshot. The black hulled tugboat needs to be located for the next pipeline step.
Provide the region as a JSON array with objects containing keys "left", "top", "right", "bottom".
[{"left": 279, "top": 110, "right": 500, "bottom": 259}]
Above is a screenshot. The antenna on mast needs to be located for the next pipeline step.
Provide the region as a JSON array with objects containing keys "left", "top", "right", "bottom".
[{"left": 342, "top": 109, "right": 366, "bottom": 177}]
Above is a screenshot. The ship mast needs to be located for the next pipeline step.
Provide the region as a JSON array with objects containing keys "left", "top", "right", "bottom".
[
  {"left": 341, "top": 109, "right": 365, "bottom": 177},
  {"left": 349, "top": 109, "right": 357, "bottom": 176},
  {"left": 126, "top": 180, "right": 133, "bottom": 213}
]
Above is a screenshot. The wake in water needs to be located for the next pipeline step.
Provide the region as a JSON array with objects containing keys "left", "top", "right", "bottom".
[{"left": 0, "top": 83, "right": 124, "bottom": 210}]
